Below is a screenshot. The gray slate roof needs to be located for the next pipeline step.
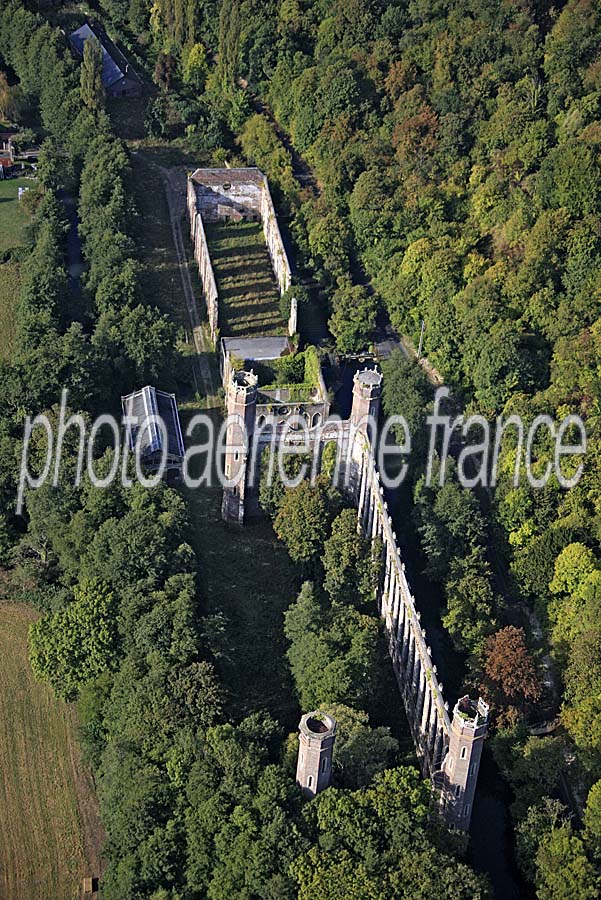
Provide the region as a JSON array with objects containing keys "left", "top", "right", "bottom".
[
  {"left": 222, "top": 336, "right": 289, "bottom": 362},
  {"left": 69, "top": 22, "right": 136, "bottom": 88}
]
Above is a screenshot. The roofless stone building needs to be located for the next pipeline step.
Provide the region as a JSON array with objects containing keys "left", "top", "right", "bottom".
[
  {"left": 186, "top": 166, "right": 487, "bottom": 831},
  {"left": 187, "top": 167, "right": 297, "bottom": 348},
  {"left": 283, "top": 369, "right": 487, "bottom": 831}
]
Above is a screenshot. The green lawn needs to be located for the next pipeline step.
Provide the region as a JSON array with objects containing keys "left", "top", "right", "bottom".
[
  {"left": 0, "top": 603, "right": 104, "bottom": 899},
  {"left": 0, "top": 178, "right": 32, "bottom": 361},
  {"left": 205, "top": 221, "right": 287, "bottom": 338},
  {"left": 130, "top": 154, "right": 190, "bottom": 328},
  {"left": 0, "top": 177, "right": 32, "bottom": 254}
]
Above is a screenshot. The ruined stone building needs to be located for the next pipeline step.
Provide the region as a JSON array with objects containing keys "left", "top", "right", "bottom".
[
  {"left": 187, "top": 167, "right": 487, "bottom": 831},
  {"left": 230, "top": 364, "right": 489, "bottom": 830},
  {"left": 187, "top": 167, "right": 297, "bottom": 348}
]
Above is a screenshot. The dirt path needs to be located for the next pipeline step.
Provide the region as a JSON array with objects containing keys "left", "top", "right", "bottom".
[
  {"left": 132, "top": 151, "right": 218, "bottom": 404},
  {"left": 162, "top": 166, "right": 218, "bottom": 402}
]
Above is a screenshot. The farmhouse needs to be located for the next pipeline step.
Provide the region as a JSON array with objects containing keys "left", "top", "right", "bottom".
[
  {"left": 0, "top": 131, "right": 14, "bottom": 178},
  {"left": 68, "top": 22, "right": 142, "bottom": 98}
]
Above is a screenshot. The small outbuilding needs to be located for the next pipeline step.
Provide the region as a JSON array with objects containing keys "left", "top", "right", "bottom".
[{"left": 121, "top": 386, "right": 185, "bottom": 478}]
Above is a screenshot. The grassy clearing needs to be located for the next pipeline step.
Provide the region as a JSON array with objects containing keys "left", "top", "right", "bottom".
[
  {"left": 0, "top": 177, "right": 31, "bottom": 362},
  {"left": 182, "top": 409, "right": 299, "bottom": 729},
  {"left": 130, "top": 154, "right": 190, "bottom": 326},
  {"left": 0, "top": 177, "right": 32, "bottom": 254},
  {"left": 205, "top": 221, "right": 286, "bottom": 338},
  {"left": 0, "top": 261, "right": 20, "bottom": 361},
  {"left": 0, "top": 603, "right": 103, "bottom": 900}
]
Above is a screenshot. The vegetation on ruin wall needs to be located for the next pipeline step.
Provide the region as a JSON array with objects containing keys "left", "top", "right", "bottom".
[
  {"left": 205, "top": 220, "right": 287, "bottom": 338},
  {"left": 231, "top": 345, "right": 322, "bottom": 398},
  {"left": 259, "top": 345, "right": 322, "bottom": 396}
]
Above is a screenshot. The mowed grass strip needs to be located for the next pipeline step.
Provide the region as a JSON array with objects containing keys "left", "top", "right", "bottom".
[
  {"left": 205, "top": 221, "right": 286, "bottom": 337},
  {"left": 130, "top": 154, "right": 191, "bottom": 328},
  {"left": 0, "top": 178, "right": 32, "bottom": 254},
  {"left": 181, "top": 409, "right": 299, "bottom": 728},
  {"left": 0, "top": 603, "right": 102, "bottom": 899},
  {"left": 0, "top": 261, "right": 20, "bottom": 361}
]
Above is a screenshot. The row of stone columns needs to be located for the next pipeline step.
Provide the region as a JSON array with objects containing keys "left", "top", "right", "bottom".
[{"left": 355, "top": 449, "right": 449, "bottom": 776}]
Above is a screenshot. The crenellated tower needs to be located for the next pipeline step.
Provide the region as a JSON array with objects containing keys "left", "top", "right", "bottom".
[
  {"left": 350, "top": 368, "right": 383, "bottom": 436},
  {"left": 439, "top": 696, "right": 488, "bottom": 830},
  {"left": 222, "top": 370, "right": 257, "bottom": 525}
]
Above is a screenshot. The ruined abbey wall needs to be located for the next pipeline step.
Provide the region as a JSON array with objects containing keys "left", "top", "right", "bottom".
[
  {"left": 187, "top": 178, "right": 219, "bottom": 343},
  {"left": 223, "top": 367, "right": 488, "bottom": 832},
  {"left": 187, "top": 168, "right": 296, "bottom": 341},
  {"left": 351, "top": 440, "right": 488, "bottom": 830}
]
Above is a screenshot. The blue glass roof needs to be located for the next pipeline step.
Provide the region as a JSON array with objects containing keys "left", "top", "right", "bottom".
[{"left": 122, "top": 387, "right": 185, "bottom": 459}]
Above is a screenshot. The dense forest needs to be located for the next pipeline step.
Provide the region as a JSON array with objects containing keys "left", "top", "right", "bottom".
[
  {"left": 92, "top": 3, "right": 601, "bottom": 893},
  {"left": 0, "top": 0, "right": 600, "bottom": 898}
]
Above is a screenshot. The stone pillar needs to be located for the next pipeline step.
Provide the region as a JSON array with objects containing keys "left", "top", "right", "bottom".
[
  {"left": 357, "top": 454, "right": 368, "bottom": 531},
  {"left": 410, "top": 642, "right": 421, "bottom": 700},
  {"left": 296, "top": 711, "right": 337, "bottom": 799},
  {"left": 394, "top": 599, "right": 405, "bottom": 668},
  {"left": 397, "top": 590, "right": 406, "bottom": 638},
  {"left": 371, "top": 494, "right": 380, "bottom": 542},
  {"left": 288, "top": 294, "right": 298, "bottom": 336},
  {"left": 434, "top": 726, "right": 445, "bottom": 769},
  {"left": 222, "top": 370, "right": 258, "bottom": 525},
  {"left": 405, "top": 632, "right": 416, "bottom": 696},
  {"left": 382, "top": 551, "right": 393, "bottom": 622},
  {"left": 420, "top": 684, "right": 432, "bottom": 736},
  {"left": 428, "top": 705, "right": 438, "bottom": 759},
  {"left": 365, "top": 487, "right": 374, "bottom": 541},
  {"left": 401, "top": 612, "right": 411, "bottom": 670},
  {"left": 415, "top": 663, "right": 426, "bottom": 723},
  {"left": 391, "top": 572, "right": 401, "bottom": 635}
]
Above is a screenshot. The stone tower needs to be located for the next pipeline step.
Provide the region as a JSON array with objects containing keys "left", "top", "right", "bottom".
[
  {"left": 221, "top": 370, "right": 258, "bottom": 525},
  {"left": 296, "top": 711, "right": 337, "bottom": 799},
  {"left": 440, "top": 696, "right": 488, "bottom": 831},
  {"left": 350, "top": 368, "right": 383, "bottom": 436},
  {"left": 347, "top": 368, "right": 383, "bottom": 499}
]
